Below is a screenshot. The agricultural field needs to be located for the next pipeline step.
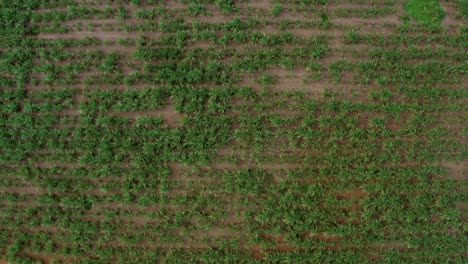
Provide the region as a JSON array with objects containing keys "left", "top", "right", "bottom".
[{"left": 0, "top": 0, "right": 467, "bottom": 263}]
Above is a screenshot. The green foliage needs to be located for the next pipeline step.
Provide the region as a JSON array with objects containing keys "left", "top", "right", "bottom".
[
  {"left": 100, "top": 53, "right": 120, "bottom": 73},
  {"left": 257, "top": 73, "right": 277, "bottom": 86},
  {"left": 454, "top": 0, "right": 468, "bottom": 18},
  {"left": 116, "top": 6, "right": 127, "bottom": 20},
  {"left": 215, "top": 0, "right": 238, "bottom": 14},
  {"left": 404, "top": 0, "right": 445, "bottom": 26},
  {"left": 0, "top": 0, "right": 465, "bottom": 263},
  {"left": 271, "top": 4, "right": 284, "bottom": 17},
  {"left": 188, "top": 2, "right": 207, "bottom": 16}
]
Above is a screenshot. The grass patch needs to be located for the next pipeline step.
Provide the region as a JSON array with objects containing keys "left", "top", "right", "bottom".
[
  {"left": 455, "top": 0, "right": 468, "bottom": 18},
  {"left": 403, "top": 0, "right": 445, "bottom": 25}
]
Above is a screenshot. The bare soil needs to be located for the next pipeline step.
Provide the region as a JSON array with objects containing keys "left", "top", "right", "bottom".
[
  {"left": 441, "top": 161, "right": 467, "bottom": 180},
  {"left": 439, "top": 0, "right": 461, "bottom": 31},
  {"left": 244, "top": 0, "right": 272, "bottom": 10}
]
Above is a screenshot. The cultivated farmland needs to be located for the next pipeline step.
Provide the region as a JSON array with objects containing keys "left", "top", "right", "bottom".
[{"left": 0, "top": 0, "right": 467, "bottom": 263}]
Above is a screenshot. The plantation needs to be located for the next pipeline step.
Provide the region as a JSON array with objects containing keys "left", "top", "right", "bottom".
[{"left": 0, "top": 0, "right": 467, "bottom": 263}]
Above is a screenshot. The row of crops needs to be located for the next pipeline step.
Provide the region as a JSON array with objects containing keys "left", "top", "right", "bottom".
[{"left": 0, "top": 0, "right": 467, "bottom": 263}]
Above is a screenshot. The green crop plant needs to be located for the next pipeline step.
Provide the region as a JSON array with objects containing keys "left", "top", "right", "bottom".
[
  {"left": 189, "top": 2, "right": 208, "bottom": 16},
  {"left": 0, "top": 0, "right": 465, "bottom": 263},
  {"left": 215, "top": 0, "right": 238, "bottom": 14},
  {"left": 404, "top": 0, "right": 445, "bottom": 26},
  {"left": 257, "top": 73, "right": 278, "bottom": 86},
  {"left": 271, "top": 4, "right": 284, "bottom": 17}
]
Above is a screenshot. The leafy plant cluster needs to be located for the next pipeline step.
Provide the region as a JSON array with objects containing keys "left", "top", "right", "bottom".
[{"left": 0, "top": 0, "right": 466, "bottom": 263}]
